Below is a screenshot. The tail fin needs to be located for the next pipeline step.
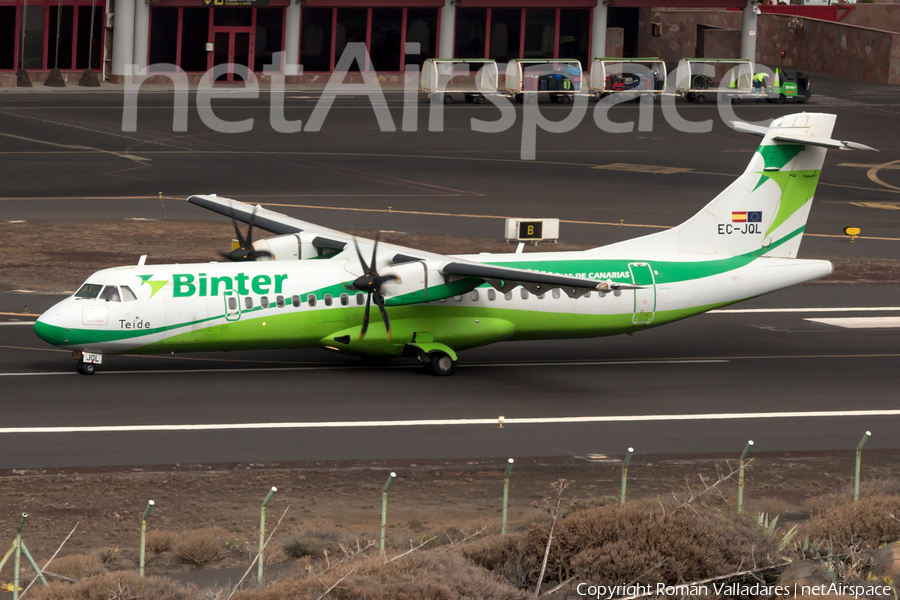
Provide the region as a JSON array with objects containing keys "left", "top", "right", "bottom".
[{"left": 606, "top": 113, "right": 875, "bottom": 258}]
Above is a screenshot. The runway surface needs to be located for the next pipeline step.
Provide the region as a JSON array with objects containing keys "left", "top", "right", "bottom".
[
  {"left": 0, "top": 76, "right": 898, "bottom": 469},
  {"left": 0, "top": 285, "right": 898, "bottom": 468}
]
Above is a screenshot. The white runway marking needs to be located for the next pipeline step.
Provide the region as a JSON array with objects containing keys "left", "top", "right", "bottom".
[
  {"left": 711, "top": 307, "right": 900, "bottom": 314},
  {"left": 1, "top": 409, "right": 898, "bottom": 435},
  {"left": 0, "top": 322, "right": 35, "bottom": 326},
  {"left": 806, "top": 317, "right": 900, "bottom": 329},
  {"left": 0, "top": 359, "right": 728, "bottom": 377}
]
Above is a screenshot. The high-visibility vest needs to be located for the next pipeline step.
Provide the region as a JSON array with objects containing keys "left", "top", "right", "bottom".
[{"left": 753, "top": 73, "right": 768, "bottom": 83}]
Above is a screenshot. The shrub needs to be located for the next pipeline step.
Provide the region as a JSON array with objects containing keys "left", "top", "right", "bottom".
[
  {"left": 232, "top": 551, "right": 529, "bottom": 600},
  {"left": 47, "top": 553, "right": 106, "bottom": 579},
  {"left": 27, "top": 570, "right": 197, "bottom": 600},
  {"left": 282, "top": 519, "right": 350, "bottom": 559},
  {"left": 97, "top": 546, "right": 119, "bottom": 565},
  {"left": 799, "top": 493, "right": 900, "bottom": 548},
  {"left": 146, "top": 529, "right": 177, "bottom": 554},
  {"left": 469, "top": 500, "right": 778, "bottom": 590},
  {"left": 172, "top": 527, "right": 230, "bottom": 566}
]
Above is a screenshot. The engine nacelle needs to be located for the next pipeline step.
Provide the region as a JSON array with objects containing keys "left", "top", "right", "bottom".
[
  {"left": 381, "top": 261, "right": 472, "bottom": 304},
  {"left": 253, "top": 234, "right": 332, "bottom": 261}
]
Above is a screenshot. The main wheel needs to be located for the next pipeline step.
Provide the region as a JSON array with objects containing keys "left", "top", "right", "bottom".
[
  {"left": 427, "top": 352, "right": 457, "bottom": 376},
  {"left": 515, "top": 94, "right": 524, "bottom": 104},
  {"left": 775, "top": 94, "right": 785, "bottom": 104},
  {"left": 549, "top": 93, "right": 559, "bottom": 103},
  {"left": 443, "top": 94, "right": 453, "bottom": 104},
  {"left": 696, "top": 94, "right": 707, "bottom": 104},
  {"left": 464, "top": 94, "right": 474, "bottom": 103},
  {"left": 686, "top": 92, "right": 696, "bottom": 102},
  {"left": 476, "top": 95, "right": 487, "bottom": 104}
]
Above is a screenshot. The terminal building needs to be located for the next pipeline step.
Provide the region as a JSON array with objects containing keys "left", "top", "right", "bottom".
[{"left": 0, "top": 0, "right": 897, "bottom": 85}]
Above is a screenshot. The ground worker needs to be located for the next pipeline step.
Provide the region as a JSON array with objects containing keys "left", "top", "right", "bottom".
[{"left": 752, "top": 72, "right": 769, "bottom": 102}]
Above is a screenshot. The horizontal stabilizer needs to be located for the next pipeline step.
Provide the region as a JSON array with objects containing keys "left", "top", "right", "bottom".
[{"left": 729, "top": 120, "right": 878, "bottom": 151}]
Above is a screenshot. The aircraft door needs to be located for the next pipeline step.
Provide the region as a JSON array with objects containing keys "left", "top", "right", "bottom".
[
  {"left": 629, "top": 262, "right": 656, "bottom": 325},
  {"left": 223, "top": 290, "right": 242, "bottom": 321}
]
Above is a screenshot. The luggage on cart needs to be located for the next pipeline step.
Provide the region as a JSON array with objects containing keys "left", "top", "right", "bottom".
[{"left": 538, "top": 73, "right": 573, "bottom": 92}]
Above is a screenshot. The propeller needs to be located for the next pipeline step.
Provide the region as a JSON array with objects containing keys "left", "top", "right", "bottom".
[
  {"left": 351, "top": 233, "right": 398, "bottom": 341},
  {"left": 221, "top": 205, "right": 273, "bottom": 262}
]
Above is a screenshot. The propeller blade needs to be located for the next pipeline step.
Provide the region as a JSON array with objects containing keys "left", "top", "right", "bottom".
[
  {"left": 359, "top": 292, "right": 372, "bottom": 340},
  {"left": 352, "top": 237, "right": 370, "bottom": 274},
  {"left": 229, "top": 204, "right": 246, "bottom": 249},
  {"left": 369, "top": 231, "right": 381, "bottom": 275},
  {"left": 247, "top": 205, "right": 258, "bottom": 246},
  {"left": 373, "top": 292, "right": 391, "bottom": 341}
]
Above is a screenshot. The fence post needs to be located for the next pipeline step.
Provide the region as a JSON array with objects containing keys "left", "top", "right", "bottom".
[
  {"left": 13, "top": 514, "right": 25, "bottom": 600},
  {"left": 737, "top": 440, "right": 754, "bottom": 514},
  {"left": 501, "top": 459, "right": 514, "bottom": 535},
  {"left": 139, "top": 500, "right": 154, "bottom": 578},
  {"left": 855, "top": 431, "right": 871, "bottom": 504},
  {"left": 258, "top": 487, "right": 276, "bottom": 587},
  {"left": 620, "top": 448, "right": 634, "bottom": 505},
  {"left": 380, "top": 472, "right": 396, "bottom": 554}
]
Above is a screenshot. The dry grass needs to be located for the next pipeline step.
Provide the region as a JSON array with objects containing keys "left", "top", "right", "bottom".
[
  {"left": 750, "top": 496, "right": 792, "bottom": 518},
  {"left": 146, "top": 530, "right": 177, "bottom": 554},
  {"left": 799, "top": 493, "right": 900, "bottom": 548},
  {"left": 232, "top": 551, "right": 530, "bottom": 600},
  {"left": 172, "top": 527, "right": 231, "bottom": 566},
  {"left": 27, "top": 570, "right": 198, "bottom": 600},
  {"left": 281, "top": 519, "right": 354, "bottom": 559},
  {"left": 46, "top": 552, "right": 106, "bottom": 579}
]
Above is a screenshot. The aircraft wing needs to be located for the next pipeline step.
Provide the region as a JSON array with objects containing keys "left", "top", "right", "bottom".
[
  {"left": 188, "top": 194, "right": 638, "bottom": 298},
  {"left": 436, "top": 261, "right": 641, "bottom": 296}
]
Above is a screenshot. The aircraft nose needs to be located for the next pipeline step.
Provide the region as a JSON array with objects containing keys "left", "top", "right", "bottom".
[{"left": 34, "top": 304, "right": 67, "bottom": 346}]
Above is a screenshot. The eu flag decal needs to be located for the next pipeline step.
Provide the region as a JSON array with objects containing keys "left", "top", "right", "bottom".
[{"left": 732, "top": 211, "right": 762, "bottom": 223}]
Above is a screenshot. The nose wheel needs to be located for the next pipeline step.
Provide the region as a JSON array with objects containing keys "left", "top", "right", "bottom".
[{"left": 75, "top": 362, "right": 96, "bottom": 375}]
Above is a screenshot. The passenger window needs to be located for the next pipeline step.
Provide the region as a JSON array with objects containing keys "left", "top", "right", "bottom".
[
  {"left": 74, "top": 283, "right": 103, "bottom": 299},
  {"left": 538, "top": 293, "right": 544, "bottom": 300},
  {"left": 340, "top": 293, "right": 349, "bottom": 306},
  {"left": 244, "top": 297, "right": 254, "bottom": 310},
  {"left": 308, "top": 295, "right": 317, "bottom": 307},
  {"left": 121, "top": 286, "right": 138, "bottom": 302},
  {"left": 488, "top": 289, "right": 496, "bottom": 301},
  {"left": 356, "top": 293, "right": 365, "bottom": 305},
  {"left": 552, "top": 289, "right": 560, "bottom": 299},
  {"left": 470, "top": 290, "right": 479, "bottom": 301},
  {"left": 228, "top": 297, "right": 238, "bottom": 310},
  {"left": 261, "top": 296, "right": 270, "bottom": 308},
  {"left": 277, "top": 295, "right": 285, "bottom": 308},
  {"left": 324, "top": 294, "right": 333, "bottom": 306},
  {"left": 100, "top": 286, "right": 121, "bottom": 302},
  {"left": 292, "top": 295, "right": 301, "bottom": 307},
  {"left": 584, "top": 291, "right": 591, "bottom": 298},
  {"left": 454, "top": 295, "right": 462, "bottom": 302},
  {"left": 505, "top": 291, "right": 513, "bottom": 300},
  {"left": 520, "top": 288, "right": 529, "bottom": 300}
]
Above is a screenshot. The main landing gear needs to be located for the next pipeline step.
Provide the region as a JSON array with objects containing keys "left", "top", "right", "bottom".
[{"left": 416, "top": 349, "right": 458, "bottom": 376}]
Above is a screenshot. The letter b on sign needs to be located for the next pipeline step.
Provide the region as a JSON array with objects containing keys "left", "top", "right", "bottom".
[
  {"left": 519, "top": 221, "right": 543, "bottom": 240},
  {"left": 173, "top": 274, "right": 196, "bottom": 297}
]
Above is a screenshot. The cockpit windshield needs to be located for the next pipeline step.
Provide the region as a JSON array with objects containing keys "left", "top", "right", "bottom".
[
  {"left": 74, "top": 283, "right": 103, "bottom": 299},
  {"left": 99, "top": 286, "right": 121, "bottom": 302}
]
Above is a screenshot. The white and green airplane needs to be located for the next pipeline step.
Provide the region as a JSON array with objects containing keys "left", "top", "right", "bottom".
[{"left": 35, "top": 113, "right": 874, "bottom": 375}]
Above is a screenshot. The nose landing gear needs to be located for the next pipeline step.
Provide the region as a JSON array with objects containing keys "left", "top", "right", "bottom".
[{"left": 74, "top": 352, "right": 102, "bottom": 375}]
